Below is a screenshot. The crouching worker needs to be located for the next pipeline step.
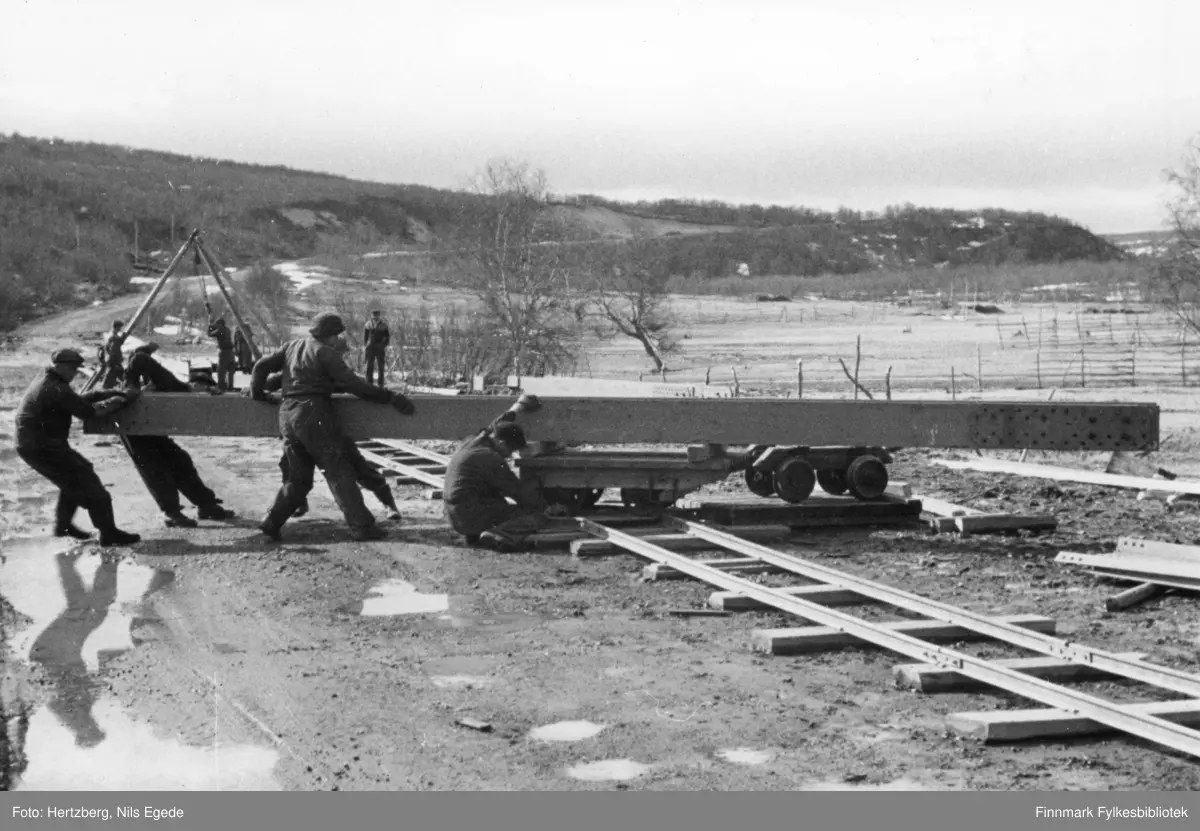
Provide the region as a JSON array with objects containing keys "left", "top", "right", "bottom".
[
  {"left": 259, "top": 364, "right": 404, "bottom": 523},
  {"left": 14, "top": 348, "right": 142, "bottom": 547},
  {"left": 250, "top": 312, "right": 416, "bottom": 542},
  {"left": 123, "top": 343, "right": 236, "bottom": 528},
  {"left": 442, "top": 393, "right": 567, "bottom": 553}
]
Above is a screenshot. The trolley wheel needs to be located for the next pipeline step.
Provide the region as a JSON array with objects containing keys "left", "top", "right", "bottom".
[
  {"left": 744, "top": 466, "right": 776, "bottom": 497},
  {"left": 816, "top": 469, "right": 848, "bottom": 496},
  {"left": 845, "top": 455, "right": 889, "bottom": 500},
  {"left": 772, "top": 457, "right": 817, "bottom": 503}
]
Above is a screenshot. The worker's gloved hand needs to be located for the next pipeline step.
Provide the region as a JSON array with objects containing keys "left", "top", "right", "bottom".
[
  {"left": 544, "top": 503, "right": 569, "bottom": 518},
  {"left": 514, "top": 393, "right": 541, "bottom": 413},
  {"left": 390, "top": 391, "right": 416, "bottom": 416}
]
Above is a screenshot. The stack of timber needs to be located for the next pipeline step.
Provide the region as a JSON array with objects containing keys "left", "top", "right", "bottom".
[
  {"left": 575, "top": 517, "right": 1200, "bottom": 758},
  {"left": 673, "top": 488, "right": 922, "bottom": 529},
  {"left": 914, "top": 492, "right": 1057, "bottom": 536},
  {"left": 1056, "top": 537, "right": 1200, "bottom": 610}
]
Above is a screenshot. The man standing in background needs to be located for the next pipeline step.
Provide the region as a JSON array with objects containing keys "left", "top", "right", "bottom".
[
  {"left": 99, "top": 320, "right": 127, "bottom": 388},
  {"left": 205, "top": 302, "right": 237, "bottom": 392},
  {"left": 363, "top": 308, "right": 390, "bottom": 387},
  {"left": 233, "top": 324, "right": 255, "bottom": 373}
]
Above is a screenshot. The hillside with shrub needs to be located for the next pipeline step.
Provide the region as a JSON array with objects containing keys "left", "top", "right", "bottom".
[{"left": 1, "top": 133, "right": 1127, "bottom": 330}]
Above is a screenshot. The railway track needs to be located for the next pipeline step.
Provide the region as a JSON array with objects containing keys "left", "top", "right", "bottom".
[{"left": 356, "top": 441, "right": 1200, "bottom": 760}]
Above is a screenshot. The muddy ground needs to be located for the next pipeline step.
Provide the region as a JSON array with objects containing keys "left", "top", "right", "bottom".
[{"left": 3, "top": 331, "right": 1200, "bottom": 791}]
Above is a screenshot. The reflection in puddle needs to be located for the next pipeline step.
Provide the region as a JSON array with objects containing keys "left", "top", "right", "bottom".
[
  {"left": 717, "top": 748, "right": 773, "bottom": 765},
  {"left": 430, "top": 675, "right": 493, "bottom": 689},
  {"left": 15, "top": 699, "right": 280, "bottom": 790},
  {"left": 360, "top": 579, "right": 449, "bottom": 616},
  {"left": 566, "top": 759, "right": 651, "bottom": 782},
  {"left": 0, "top": 538, "right": 278, "bottom": 790},
  {"left": 530, "top": 720, "right": 607, "bottom": 742}
]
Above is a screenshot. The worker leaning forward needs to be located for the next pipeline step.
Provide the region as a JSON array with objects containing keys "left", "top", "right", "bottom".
[
  {"left": 442, "top": 393, "right": 566, "bottom": 552},
  {"left": 14, "top": 348, "right": 142, "bottom": 547},
  {"left": 123, "top": 342, "right": 237, "bottom": 529},
  {"left": 250, "top": 312, "right": 416, "bottom": 542},
  {"left": 260, "top": 353, "right": 404, "bottom": 523}
]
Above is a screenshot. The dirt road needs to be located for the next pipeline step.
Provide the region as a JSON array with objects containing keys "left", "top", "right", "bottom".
[{"left": 3, "top": 329, "right": 1200, "bottom": 791}]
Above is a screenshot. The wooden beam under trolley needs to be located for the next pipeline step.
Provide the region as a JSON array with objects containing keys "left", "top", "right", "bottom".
[
  {"left": 574, "top": 519, "right": 1200, "bottom": 760},
  {"left": 84, "top": 394, "right": 1160, "bottom": 450}
]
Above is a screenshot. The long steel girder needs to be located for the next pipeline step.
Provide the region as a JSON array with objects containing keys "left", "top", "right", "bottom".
[{"left": 83, "top": 394, "right": 1160, "bottom": 450}]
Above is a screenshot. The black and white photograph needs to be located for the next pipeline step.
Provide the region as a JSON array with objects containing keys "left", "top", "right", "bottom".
[{"left": 3, "top": 0, "right": 1200, "bottom": 807}]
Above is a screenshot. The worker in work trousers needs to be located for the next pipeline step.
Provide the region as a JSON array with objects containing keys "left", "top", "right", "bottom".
[
  {"left": 250, "top": 312, "right": 416, "bottom": 542},
  {"left": 233, "top": 325, "right": 255, "bottom": 373},
  {"left": 260, "top": 368, "right": 403, "bottom": 523},
  {"left": 99, "top": 320, "right": 127, "bottom": 389},
  {"left": 442, "top": 394, "right": 567, "bottom": 553},
  {"left": 14, "top": 348, "right": 142, "bottom": 547},
  {"left": 362, "top": 309, "right": 390, "bottom": 387},
  {"left": 123, "top": 343, "right": 236, "bottom": 528},
  {"left": 206, "top": 304, "right": 237, "bottom": 392}
]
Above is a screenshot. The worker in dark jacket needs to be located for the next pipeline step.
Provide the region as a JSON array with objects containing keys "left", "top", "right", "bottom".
[
  {"left": 442, "top": 394, "right": 564, "bottom": 552},
  {"left": 99, "top": 320, "right": 127, "bottom": 388},
  {"left": 14, "top": 348, "right": 142, "bottom": 547},
  {"left": 261, "top": 365, "right": 404, "bottom": 523},
  {"left": 123, "top": 343, "right": 236, "bottom": 528},
  {"left": 205, "top": 303, "right": 237, "bottom": 392},
  {"left": 362, "top": 309, "right": 390, "bottom": 387},
  {"left": 249, "top": 312, "right": 416, "bottom": 542}
]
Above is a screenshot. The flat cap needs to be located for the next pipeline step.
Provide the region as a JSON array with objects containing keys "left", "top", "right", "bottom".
[
  {"left": 133, "top": 341, "right": 160, "bottom": 355},
  {"left": 51, "top": 348, "right": 86, "bottom": 366},
  {"left": 493, "top": 422, "right": 527, "bottom": 450},
  {"left": 309, "top": 312, "right": 346, "bottom": 339}
]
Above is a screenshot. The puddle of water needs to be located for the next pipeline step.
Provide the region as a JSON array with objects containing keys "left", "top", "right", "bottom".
[
  {"left": 529, "top": 720, "right": 607, "bottom": 742},
  {"left": 13, "top": 698, "right": 280, "bottom": 790},
  {"left": 567, "top": 759, "right": 651, "bottom": 782},
  {"left": 359, "top": 579, "right": 448, "bottom": 616},
  {"left": 430, "top": 674, "right": 493, "bottom": 689},
  {"left": 717, "top": 748, "right": 773, "bottom": 765}
]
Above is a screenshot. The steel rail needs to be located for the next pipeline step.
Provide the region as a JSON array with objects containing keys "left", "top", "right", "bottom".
[
  {"left": 578, "top": 519, "right": 1200, "bottom": 760},
  {"left": 664, "top": 516, "right": 1200, "bottom": 700}
]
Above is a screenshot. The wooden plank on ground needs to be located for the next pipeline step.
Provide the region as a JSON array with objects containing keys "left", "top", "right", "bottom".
[
  {"left": 947, "top": 699, "right": 1200, "bottom": 742},
  {"left": 644, "top": 558, "right": 783, "bottom": 581},
  {"left": 84, "top": 394, "right": 1160, "bottom": 449},
  {"left": 954, "top": 514, "right": 1057, "bottom": 535},
  {"left": 1084, "top": 569, "right": 1200, "bottom": 593},
  {"left": 1106, "top": 582, "right": 1168, "bottom": 612},
  {"left": 894, "top": 652, "right": 1146, "bottom": 693},
  {"left": 571, "top": 524, "right": 789, "bottom": 557},
  {"left": 709, "top": 583, "right": 875, "bottom": 612},
  {"left": 678, "top": 495, "right": 922, "bottom": 527},
  {"left": 933, "top": 458, "right": 1197, "bottom": 495},
  {"left": 915, "top": 495, "right": 984, "bottom": 518},
  {"left": 752, "top": 613, "right": 1057, "bottom": 655}
]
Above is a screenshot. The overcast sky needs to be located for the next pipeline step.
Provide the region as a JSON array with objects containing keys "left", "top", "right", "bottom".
[{"left": 2, "top": 0, "right": 1197, "bottom": 233}]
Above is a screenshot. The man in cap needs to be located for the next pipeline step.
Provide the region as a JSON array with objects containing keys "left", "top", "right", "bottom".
[
  {"left": 259, "top": 339, "right": 404, "bottom": 523},
  {"left": 205, "top": 302, "right": 237, "bottom": 392},
  {"left": 99, "top": 320, "right": 128, "bottom": 388},
  {"left": 442, "top": 393, "right": 565, "bottom": 552},
  {"left": 122, "top": 342, "right": 236, "bottom": 528},
  {"left": 14, "top": 348, "right": 142, "bottom": 546},
  {"left": 250, "top": 311, "right": 416, "bottom": 542},
  {"left": 362, "top": 309, "right": 390, "bottom": 387}
]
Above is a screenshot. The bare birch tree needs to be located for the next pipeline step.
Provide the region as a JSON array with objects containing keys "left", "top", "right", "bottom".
[{"left": 1154, "top": 135, "right": 1200, "bottom": 331}]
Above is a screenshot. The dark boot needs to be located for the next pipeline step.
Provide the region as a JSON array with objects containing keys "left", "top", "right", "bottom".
[
  {"left": 164, "top": 511, "right": 198, "bottom": 528},
  {"left": 197, "top": 504, "right": 235, "bottom": 520},
  {"left": 478, "top": 530, "right": 525, "bottom": 553},
  {"left": 89, "top": 498, "right": 142, "bottom": 547},
  {"left": 292, "top": 499, "right": 309, "bottom": 518},
  {"left": 259, "top": 521, "right": 283, "bottom": 542},
  {"left": 55, "top": 524, "right": 92, "bottom": 541}
]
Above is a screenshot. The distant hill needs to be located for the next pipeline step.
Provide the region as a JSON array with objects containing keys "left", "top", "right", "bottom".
[
  {"left": 1102, "top": 229, "right": 1177, "bottom": 258},
  {"left": 1, "top": 133, "right": 1127, "bottom": 329}
]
